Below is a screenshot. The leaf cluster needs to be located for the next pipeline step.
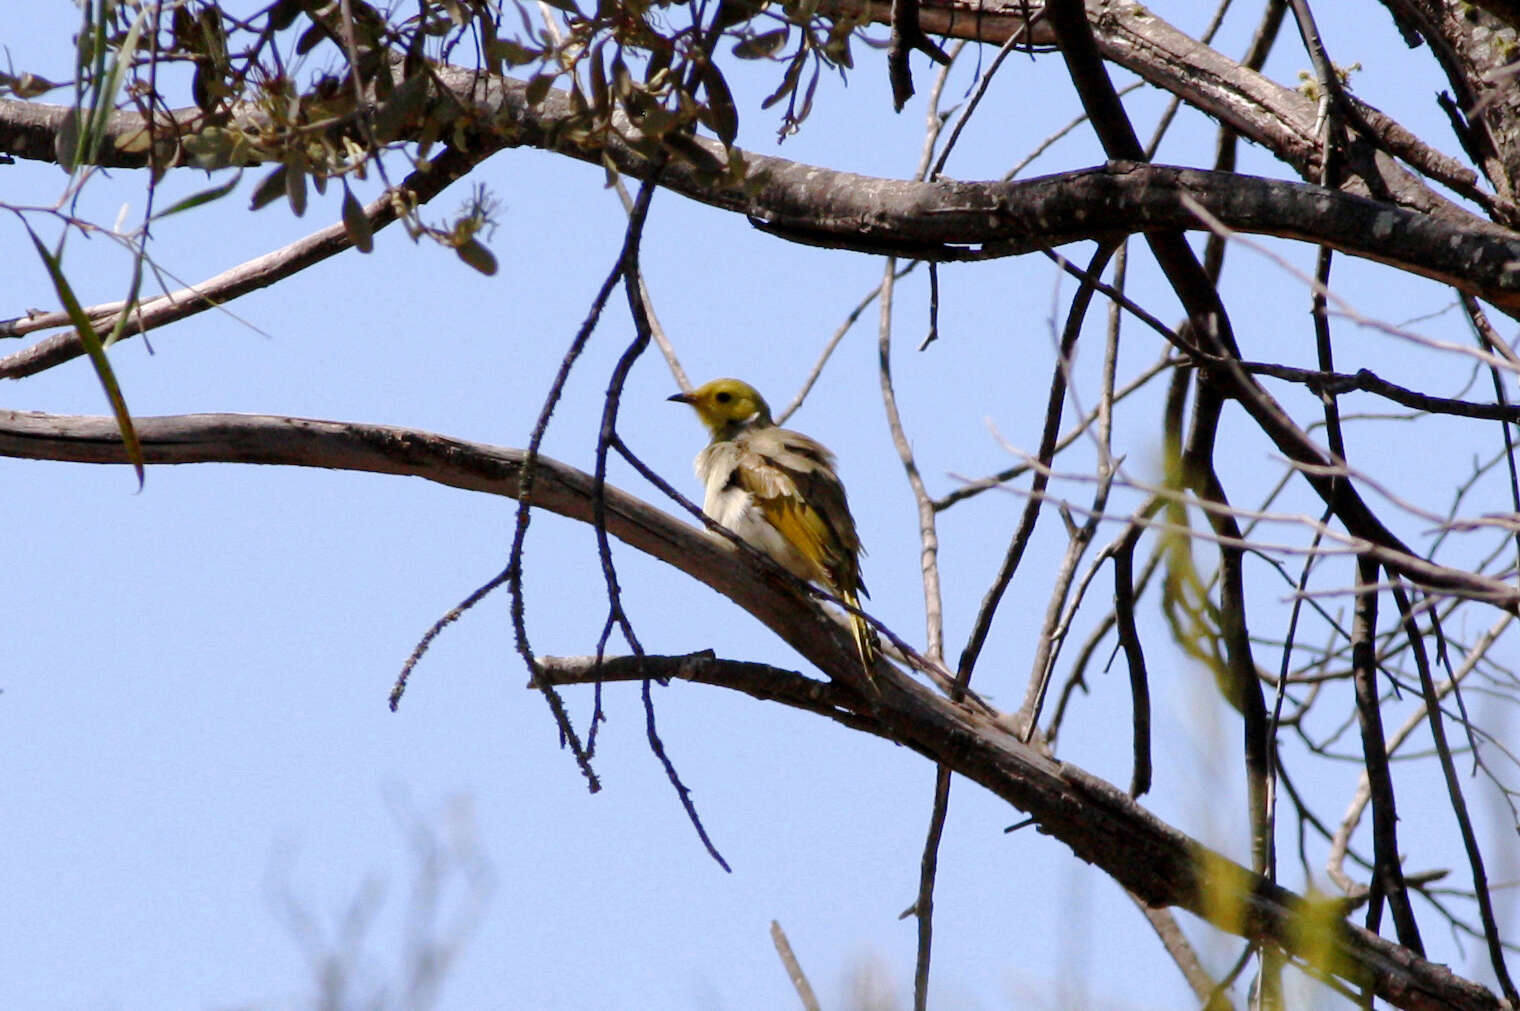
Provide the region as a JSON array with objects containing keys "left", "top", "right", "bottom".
[{"left": 49, "top": 0, "right": 869, "bottom": 203}]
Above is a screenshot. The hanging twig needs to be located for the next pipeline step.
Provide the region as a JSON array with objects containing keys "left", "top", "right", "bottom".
[
  {"left": 1350, "top": 556, "right": 1424, "bottom": 952},
  {"left": 1390, "top": 578, "right": 1519, "bottom": 1004}
]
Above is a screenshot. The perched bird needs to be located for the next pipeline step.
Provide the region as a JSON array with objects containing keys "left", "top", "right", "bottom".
[{"left": 669, "top": 378, "right": 876, "bottom": 679}]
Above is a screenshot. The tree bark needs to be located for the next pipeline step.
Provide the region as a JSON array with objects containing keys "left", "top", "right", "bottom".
[{"left": 0, "top": 408, "right": 1504, "bottom": 1011}]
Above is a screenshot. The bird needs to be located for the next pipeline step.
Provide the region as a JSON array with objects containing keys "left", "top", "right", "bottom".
[{"left": 669, "top": 377, "right": 877, "bottom": 681}]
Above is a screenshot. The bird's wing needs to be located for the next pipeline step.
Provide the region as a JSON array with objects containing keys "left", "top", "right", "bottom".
[{"left": 735, "top": 429, "right": 867, "bottom": 598}]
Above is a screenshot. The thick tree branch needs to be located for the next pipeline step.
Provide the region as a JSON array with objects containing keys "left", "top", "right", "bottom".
[
  {"left": 10, "top": 148, "right": 1520, "bottom": 381},
  {"left": 1375, "top": 0, "right": 1520, "bottom": 209},
  {"left": 817, "top": 0, "right": 1497, "bottom": 220},
  {"left": 4, "top": 60, "right": 1520, "bottom": 331},
  {"left": 0, "top": 407, "right": 1506, "bottom": 1011}
]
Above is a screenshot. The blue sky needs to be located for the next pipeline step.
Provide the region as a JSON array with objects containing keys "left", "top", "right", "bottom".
[{"left": 6, "top": 3, "right": 1518, "bottom": 1009}]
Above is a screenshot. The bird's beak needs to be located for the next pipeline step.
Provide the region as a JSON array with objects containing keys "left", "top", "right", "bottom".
[{"left": 667, "top": 392, "right": 694, "bottom": 404}]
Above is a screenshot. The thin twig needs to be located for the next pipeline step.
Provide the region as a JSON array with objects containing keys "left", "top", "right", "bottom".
[
  {"left": 2, "top": 144, "right": 497, "bottom": 378},
  {"left": 1327, "top": 612, "right": 1515, "bottom": 890},
  {"left": 1390, "top": 579, "right": 1518, "bottom": 1003},
  {"left": 505, "top": 186, "right": 664, "bottom": 793},
  {"left": 1350, "top": 556, "right": 1424, "bottom": 951},
  {"left": 1113, "top": 521, "right": 1151, "bottom": 797},
  {"left": 932, "top": 347, "right": 1178, "bottom": 511},
  {"left": 612, "top": 174, "right": 689, "bottom": 392},
  {"left": 775, "top": 263, "right": 916, "bottom": 426},
  {"left": 770, "top": 921, "right": 822, "bottom": 1011},
  {"left": 960, "top": 241, "right": 1118, "bottom": 729},
  {"left": 903, "top": 52, "right": 960, "bottom": 1011}
]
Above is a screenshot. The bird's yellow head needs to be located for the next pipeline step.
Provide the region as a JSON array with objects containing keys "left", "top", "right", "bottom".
[{"left": 668, "top": 378, "right": 774, "bottom": 440}]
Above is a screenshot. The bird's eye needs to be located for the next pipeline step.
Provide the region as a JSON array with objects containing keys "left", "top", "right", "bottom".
[{"left": 715, "top": 391, "right": 732, "bottom": 403}]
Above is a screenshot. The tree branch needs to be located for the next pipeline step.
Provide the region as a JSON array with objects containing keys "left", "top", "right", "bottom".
[
  {"left": 0, "top": 407, "right": 1506, "bottom": 1011},
  {"left": 5, "top": 64, "right": 1520, "bottom": 332},
  {"left": 816, "top": 0, "right": 1495, "bottom": 220}
]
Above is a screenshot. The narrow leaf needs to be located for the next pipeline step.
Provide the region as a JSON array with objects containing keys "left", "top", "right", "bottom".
[
  {"left": 588, "top": 42, "right": 609, "bottom": 119},
  {"left": 285, "top": 155, "right": 308, "bottom": 217},
  {"left": 102, "top": 246, "right": 146, "bottom": 351},
  {"left": 341, "top": 186, "right": 374, "bottom": 252},
  {"left": 732, "top": 28, "right": 789, "bottom": 60},
  {"left": 55, "top": 106, "right": 79, "bottom": 173},
  {"left": 296, "top": 21, "right": 328, "bottom": 56},
  {"left": 249, "top": 164, "right": 288, "bottom": 210},
  {"left": 761, "top": 53, "right": 805, "bottom": 110},
  {"left": 83, "top": 3, "right": 151, "bottom": 168},
  {"left": 455, "top": 239, "right": 498, "bottom": 276},
  {"left": 525, "top": 73, "right": 555, "bottom": 108},
  {"left": 152, "top": 172, "right": 241, "bottom": 219},
  {"left": 485, "top": 38, "right": 540, "bottom": 67},
  {"left": 27, "top": 229, "right": 144, "bottom": 487},
  {"left": 699, "top": 62, "right": 738, "bottom": 145}
]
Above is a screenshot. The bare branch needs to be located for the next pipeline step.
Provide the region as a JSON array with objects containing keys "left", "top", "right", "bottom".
[
  {"left": 0, "top": 407, "right": 1507, "bottom": 1010},
  {"left": 816, "top": 0, "right": 1495, "bottom": 219},
  {"left": 6, "top": 79, "right": 1520, "bottom": 309},
  {"left": 1350, "top": 556, "right": 1425, "bottom": 952},
  {"left": 1, "top": 144, "right": 496, "bottom": 379},
  {"left": 770, "top": 920, "right": 823, "bottom": 1011}
]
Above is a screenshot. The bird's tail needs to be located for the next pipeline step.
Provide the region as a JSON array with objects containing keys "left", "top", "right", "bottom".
[{"left": 842, "top": 589, "right": 878, "bottom": 684}]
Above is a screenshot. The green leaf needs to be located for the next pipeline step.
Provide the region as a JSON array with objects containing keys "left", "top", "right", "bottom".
[
  {"left": 103, "top": 247, "right": 146, "bottom": 351},
  {"left": 644, "top": 47, "right": 671, "bottom": 85},
  {"left": 81, "top": 1, "right": 151, "bottom": 169},
  {"left": 568, "top": 80, "right": 590, "bottom": 117},
  {"left": 296, "top": 21, "right": 328, "bottom": 56},
  {"left": 192, "top": 62, "right": 219, "bottom": 115},
  {"left": 796, "top": 61, "right": 821, "bottom": 125},
  {"left": 485, "top": 38, "right": 541, "bottom": 67},
  {"left": 341, "top": 186, "right": 374, "bottom": 252},
  {"left": 69, "top": 0, "right": 104, "bottom": 171},
  {"left": 26, "top": 228, "right": 144, "bottom": 488},
  {"left": 733, "top": 28, "right": 789, "bottom": 60},
  {"left": 698, "top": 62, "right": 738, "bottom": 145},
  {"left": 152, "top": 172, "right": 242, "bottom": 219},
  {"left": 761, "top": 52, "right": 805, "bottom": 110},
  {"left": 588, "top": 42, "right": 609, "bottom": 118},
  {"left": 284, "top": 155, "right": 308, "bottom": 217},
  {"left": 524, "top": 72, "right": 555, "bottom": 108},
  {"left": 55, "top": 106, "right": 80, "bottom": 173},
  {"left": 610, "top": 55, "right": 634, "bottom": 101},
  {"left": 455, "top": 239, "right": 498, "bottom": 276},
  {"left": 196, "top": 5, "right": 231, "bottom": 68},
  {"left": 249, "top": 164, "right": 288, "bottom": 210}
]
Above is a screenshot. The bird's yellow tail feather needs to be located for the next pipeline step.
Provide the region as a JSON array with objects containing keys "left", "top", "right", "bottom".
[{"left": 842, "top": 590, "right": 877, "bottom": 684}]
